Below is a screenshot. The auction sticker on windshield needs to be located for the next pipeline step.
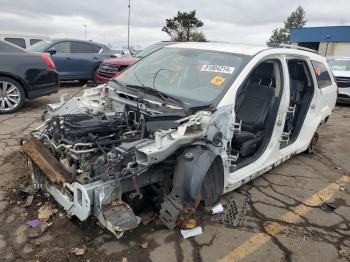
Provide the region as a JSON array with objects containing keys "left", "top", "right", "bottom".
[
  {"left": 200, "top": 65, "right": 235, "bottom": 74},
  {"left": 210, "top": 76, "right": 226, "bottom": 86}
]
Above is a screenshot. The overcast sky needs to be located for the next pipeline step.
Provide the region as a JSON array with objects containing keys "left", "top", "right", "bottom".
[{"left": 0, "top": 0, "right": 349, "bottom": 48}]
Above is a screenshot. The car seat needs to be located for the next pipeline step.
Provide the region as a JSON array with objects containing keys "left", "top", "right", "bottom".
[{"left": 232, "top": 83, "right": 275, "bottom": 157}]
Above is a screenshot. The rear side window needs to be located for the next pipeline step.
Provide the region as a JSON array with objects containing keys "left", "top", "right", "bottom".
[
  {"left": 52, "top": 42, "right": 71, "bottom": 53},
  {"left": 311, "top": 61, "right": 332, "bottom": 88},
  {"left": 71, "top": 42, "right": 98, "bottom": 53},
  {"left": 30, "top": 39, "right": 42, "bottom": 45},
  {"left": 4, "top": 37, "right": 26, "bottom": 48}
]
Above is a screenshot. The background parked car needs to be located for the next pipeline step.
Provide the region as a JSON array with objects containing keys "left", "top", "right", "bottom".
[
  {"left": 327, "top": 57, "right": 350, "bottom": 104},
  {"left": 28, "top": 39, "right": 115, "bottom": 84},
  {"left": 0, "top": 32, "right": 48, "bottom": 49},
  {"left": 96, "top": 41, "right": 176, "bottom": 84},
  {"left": 0, "top": 40, "right": 59, "bottom": 113},
  {"left": 111, "top": 49, "right": 131, "bottom": 58}
]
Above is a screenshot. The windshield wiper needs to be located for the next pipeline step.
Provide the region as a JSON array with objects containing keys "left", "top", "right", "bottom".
[{"left": 129, "top": 70, "right": 188, "bottom": 113}]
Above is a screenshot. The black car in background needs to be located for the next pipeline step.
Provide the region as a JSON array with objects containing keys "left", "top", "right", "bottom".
[
  {"left": 0, "top": 40, "right": 59, "bottom": 114},
  {"left": 28, "top": 39, "right": 115, "bottom": 84}
]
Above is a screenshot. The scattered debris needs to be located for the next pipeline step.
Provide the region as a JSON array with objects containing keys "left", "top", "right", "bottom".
[
  {"left": 122, "top": 257, "right": 128, "bottom": 262},
  {"left": 140, "top": 211, "right": 158, "bottom": 225},
  {"left": 139, "top": 241, "right": 149, "bottom": 249},
  {"left": 184, "top": 218, "right": 197, "bottom": 229},
  {"left": 321, "top": 202, "right": 337, "bottom": 212},
  {"left": 213, "top": 192, "right": 249, "bottom": 228},
  {"left": 211, "top": 203, "right": 224, "bottom": 214},
  {"left": 19, "top": 184, "right": 37, "bottom": 195},
  {"left": 22, "top": 195, "right": 34, "bottom": 207},
  {"left": 28, "top": 222, "right": 52, "bottom": 238},
  {"left": 38, "top": 204, "right": 58, "bottom": 222},
  {"left": 111, "top": 200, "right": 125, "bottom": 206},
  {"left": 180, "top": 226, "right": 203, "bottom": 239},
  {"left": 335, "top": 167, "right": 342, "bottom": 170},
  {"left": 340, "top": 186, "right": 345, "bottom": 191},
  {"left": 339, "top": 247, "right": 350, "bottom": 260},
  {"left": 27, "top": 219, "right": 42, "bottom": 228},
  {"left": 70, "top": 247, "right": 85, "bottom": 256}
]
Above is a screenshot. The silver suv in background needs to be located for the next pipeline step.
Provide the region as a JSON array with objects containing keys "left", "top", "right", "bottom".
[
  {"left": 0, "top": 33, "right": 48, "bottom": 49},
  {"left": 328, "top": 57, "right": 350, "bottom": 104}
]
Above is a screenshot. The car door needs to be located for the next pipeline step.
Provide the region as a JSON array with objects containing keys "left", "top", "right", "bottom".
[
  {"left": 70, "top": 41, "right": 102, "bottom": 79},
  {"left": 47, "top": 41, "right": 77, "bottom": 79},
  {"left": 310, "top": 60, "right": 337, "bottom": 112}
]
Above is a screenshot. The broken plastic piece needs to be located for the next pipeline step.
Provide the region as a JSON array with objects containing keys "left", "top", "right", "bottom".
[
  {"left": 28, "top": 222, "right": 52, "bottom": 238},
  {"left": 70, "top": 247, "right": 85, "bottom": 256},
  {"left": 180, "top": 226, "right": 203, "bottom": 239},
  {"left": 211, "top": 203, "right": 224, "bottom": 214},
  {"left": 27, "top": 219, "right": 42, "bottom": 228}
]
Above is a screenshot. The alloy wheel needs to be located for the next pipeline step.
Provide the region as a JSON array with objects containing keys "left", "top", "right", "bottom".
[{"left": 0, "top": 81, "right": 21, "bottom": 111}]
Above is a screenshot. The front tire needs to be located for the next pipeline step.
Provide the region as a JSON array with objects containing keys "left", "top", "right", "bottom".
[
  {"left": 92, "top": 69, "right": 98, "bottom": 86},
  {"left": 0, "top": 77, "right": 25, "bottom": 114}
]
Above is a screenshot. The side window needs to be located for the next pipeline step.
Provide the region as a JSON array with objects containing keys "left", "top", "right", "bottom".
[
  {"left": 30, "top": 39, "right": 42, "bottom": 45},
  {"left": 90, "top": 45, "right": 101, "bottom": 53},
  {"left": 52, "top": 42, "right": 71, "bottom": 53},
  {"left": 311, "top": 61, "right": 332, "bottom": 88},
  {"left": 4, "top": 38, "right": 26, "bottom": 48},
  {"left": 71, "top": 42, "right": 97, "bottom": 53}
]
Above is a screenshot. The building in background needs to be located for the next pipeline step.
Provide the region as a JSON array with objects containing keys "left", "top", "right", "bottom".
[{"left": 290, "top": 26, "right": 350, "bottom": 57}]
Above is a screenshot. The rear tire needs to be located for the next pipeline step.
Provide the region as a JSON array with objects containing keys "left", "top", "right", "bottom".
[
  {"left": 306, "top": 132, "right": 319, "bottom": 154},
  {"left": 78, "top": 79, "right": 88, "bottom": 85},
  {"left": 92, "top": 69, "right": 98, "bottom": 86},
  {"left": 0, "top": 77, "right": 25, "bottom": 114}
]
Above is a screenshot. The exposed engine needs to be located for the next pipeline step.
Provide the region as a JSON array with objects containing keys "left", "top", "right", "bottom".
[{"left": 38, "top": 111, "right": 145, "bottom": 184}]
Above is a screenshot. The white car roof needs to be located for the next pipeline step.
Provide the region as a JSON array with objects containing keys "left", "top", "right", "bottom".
[
  {"left": 168, "top": 42, "right": 325, "bottom": 61},
  {"left": 169, "top": 42, "right": 267, "bottom": 56}
]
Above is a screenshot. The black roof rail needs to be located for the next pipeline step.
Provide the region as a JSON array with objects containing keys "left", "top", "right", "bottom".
[{"left": 268, "top": 43, "right": 319, "bottom": 54}]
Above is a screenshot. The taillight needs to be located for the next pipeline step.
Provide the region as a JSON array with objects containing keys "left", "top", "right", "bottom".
[{"left": 41, "top": 53, "right": 56, "bottom": 70}]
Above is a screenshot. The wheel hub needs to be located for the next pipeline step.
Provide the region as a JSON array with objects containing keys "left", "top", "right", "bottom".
[{"left": 0, "top": 81, "right": 21, "bottom": 111}]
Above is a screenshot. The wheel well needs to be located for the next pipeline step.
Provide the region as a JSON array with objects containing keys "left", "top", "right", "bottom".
[
  {"left": 0, "top": 73, "right": 28, "bottom": 98},
  {"left": 202, "top": 155, "right": 224, "bottom": 205}
]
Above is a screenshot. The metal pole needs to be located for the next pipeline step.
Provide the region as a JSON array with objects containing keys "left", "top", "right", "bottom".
[
  {"left": 83, "top": 24, "right": 87, "bottom": 40},
  {"left": 127, "top": 0, "right": 130, "bottom": 49}
]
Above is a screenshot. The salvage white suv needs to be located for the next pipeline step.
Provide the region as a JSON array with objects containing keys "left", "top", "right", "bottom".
[{"left": 22, "top": 42, "right": 337, "bottom": 237}]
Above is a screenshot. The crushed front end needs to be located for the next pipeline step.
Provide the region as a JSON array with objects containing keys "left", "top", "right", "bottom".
[{"left": 21, "top": 85, "right": 235, "bottom": 237}]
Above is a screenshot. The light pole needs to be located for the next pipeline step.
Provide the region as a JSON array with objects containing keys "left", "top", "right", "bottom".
[
  {"left": 83, "top": 24, "right": 87, "bottom": 40},
  {"left": 127, "top": 0, "right": 130, "bottom": 49}
]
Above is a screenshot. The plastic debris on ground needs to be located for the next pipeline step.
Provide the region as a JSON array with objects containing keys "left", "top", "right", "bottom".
[
  {"left": 27, "top": 219, "right": 42, "bottom": 228},
  {"left": 212, "top": 191, "right": 249, "bottom": 228},
  {"left": 28, "top": 222, "right": 52, "bottom": 238},
  {"left": 140, "top": 211, "right": 158, "bottom": 225},
  {"left": 184, "top": 218, "right": 197, "bottom": 229},
  {"left": 19, "top": 184, "right": 37, "bottom": 195},
  {"left": 181, "top": 226, "right": 203, "bottom": 239},
  {"left": 139, "top": 241, "right": 149, "bottom": 249},
  {"left": 211, "top": 203, "right": 224, "bottom": 214},
  {"left": 22, "top": 195, "right": 34, "bottom": 207},
  {"left": 70, "top": 247, "right": 85, "bottom": 256},
  {"left": 38, "top": 204, "right": 58, "bottom": 222}
]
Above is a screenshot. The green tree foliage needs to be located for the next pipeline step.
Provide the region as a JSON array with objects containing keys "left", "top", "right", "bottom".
[
  {"left": 267, "top": 6, "right": 307, "bottom": 45},
  {"left": 162, "top": 10, "right": 206, "bottom": 42}
]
